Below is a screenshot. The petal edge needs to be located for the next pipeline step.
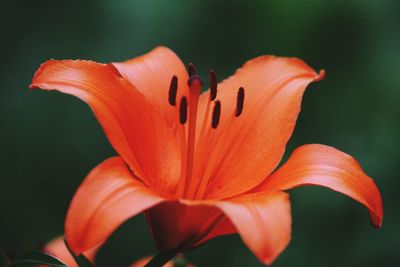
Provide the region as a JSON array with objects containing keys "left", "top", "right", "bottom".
[
  {"left": 181, "top": 191, "right": 292, "bottom": 265},
  {"left": 215, "top": 191, "right": 292, "bottom": 265},
  {"left": 65, "top": 157, "right": 166, "bottom": 254},
  {"left": 30, "top": 59, "right": 181, "bottom": 193},
  {"left": 256, "top": 144, "right": 383, "bottom": 227},
  {"left": 200, "top": 55, "right": 324, "bottom": 199}
]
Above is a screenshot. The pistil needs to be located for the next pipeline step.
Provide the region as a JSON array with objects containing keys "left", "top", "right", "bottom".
[
  {"left": 186, "top": 70, "right": 220, "bottom": 198},
  {"left": 182, "top": 73, "right": 203, "bottom": 195}
]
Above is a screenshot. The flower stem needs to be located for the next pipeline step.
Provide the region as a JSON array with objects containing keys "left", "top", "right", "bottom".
[{"left": 144, "top": 252, "right": 175, "bottom": 267}]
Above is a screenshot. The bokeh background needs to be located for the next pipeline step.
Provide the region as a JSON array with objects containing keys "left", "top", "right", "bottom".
[{"left": 1, "top": 0, "right": 399, "bottom": 266}]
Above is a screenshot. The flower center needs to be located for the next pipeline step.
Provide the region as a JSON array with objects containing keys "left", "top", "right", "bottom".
[{"left": 168, "top": 63, "right": 245, "bottom": 199}]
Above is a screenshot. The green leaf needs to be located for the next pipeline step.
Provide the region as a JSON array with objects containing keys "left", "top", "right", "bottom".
[
  {"left": 0, "top": 249, "right": 9, "bottom": 267},
  {"left": 63, "top": 240, "right": 94, "bottom": 267},
  {"left": 11, "top": 251, "right": 67, "bottom": 267}
]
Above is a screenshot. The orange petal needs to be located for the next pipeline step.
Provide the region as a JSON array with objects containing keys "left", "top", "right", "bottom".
[
  {"left": 65, "top": 157, "right": 166, "bottom": 254},
  {"left": 112, "top": 46, "right": 189, "bottom": 133},
  {"left": 145, "top": 201, "right": 235, "bottom": 253},
  {"left": 199, "top": 56, "right": 324, "bottom": 199},
  {"left": 256, "top": 144, "right": 383, "bottom": 227},
  {"left": 42, "top": 236, "right": 99, "bottom": 267},
  {"left": 30, "top": 60, "right": 181, "bottom": 193},
  {"left": 214, "top": 191, "right": 292, "bottom": 265},
  {"left": 192, "top": 215, "right": 236, "bottom": 248},
  {"left": 147, "top": 192, "right": 290, "bottom": 265}
]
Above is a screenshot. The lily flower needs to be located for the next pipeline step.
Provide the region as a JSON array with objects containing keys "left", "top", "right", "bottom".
[{"left": 30, "top": 47, "right": 383, "bottom": 265}]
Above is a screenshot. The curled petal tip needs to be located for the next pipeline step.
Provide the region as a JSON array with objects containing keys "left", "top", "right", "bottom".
[
  {"left": 315, "top": 69, "right": 326, "bottom": 82},
  {"left": 29, "top": 59, "right": 57, "bottom": 89}
]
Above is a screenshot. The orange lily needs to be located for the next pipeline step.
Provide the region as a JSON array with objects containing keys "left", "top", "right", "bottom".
[{"left": 30, "top": 46, "right": 383, "bottom": 265}]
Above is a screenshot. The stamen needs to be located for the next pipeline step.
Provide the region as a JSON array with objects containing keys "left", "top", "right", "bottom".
[
  {"left": 209, "top": 70, "right": 217, "bottom": 101},
  {"left": 168, "top": 75, "right": 178, "bottom": 106},
  {"left": 235, "top": 87, "right": 245, "bottom": 117},
  {"left": 179, "top": 96, "right": 187, "bottom": 124},
  {"left": 188, "top": 63, "right": 197, "bottom": 77},
  {"left": 211, "top": 100, "right": 221, "bottom": 128}
]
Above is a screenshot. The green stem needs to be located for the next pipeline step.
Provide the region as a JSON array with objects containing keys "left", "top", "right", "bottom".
[{"left": 144, "top": 252, "right": 175, "bottom": 267}]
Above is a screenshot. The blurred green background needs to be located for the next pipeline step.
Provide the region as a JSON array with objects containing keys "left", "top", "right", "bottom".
[{"left": 1, "top": 0, "right": 399, "bottom": 266}]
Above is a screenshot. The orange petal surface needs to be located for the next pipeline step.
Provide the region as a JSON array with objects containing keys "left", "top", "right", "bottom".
[
  {"left": 30, "top": 60, "right": 181, "bottom": 193},
  {"left": 42, "top": 236, "right": 98, "bottom": 267},
  {"left": 256, "top": 144, "right": 383, "bottom": 227},
  {"left": 214, "top": 191, "right": 292, "bottom": 265},
  {"left": 197, "top": 56, "right": 325, "bottom": 199},
  {"left": 145, "top": 201, "right": 235, "bottom": 253},
  {"left": 112, "top": 46, "right": 189, "bottom": 133},
  {"left": 65, "top": 157, "right": 166, "bottom": 254}
]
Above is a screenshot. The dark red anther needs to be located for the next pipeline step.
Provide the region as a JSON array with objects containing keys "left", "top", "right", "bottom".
[
  {"left": 188, "top": 63, "right": 197, "bottom": 77},
  {"left": 235, "top": 87, "right": 245, "bottom": 117},
  {"left": 209, "top": 69, "right": 217, "bottom": 101},
  {"left": 179, "top": 96, "right": 188, "bottom": 124},
  {"left": 211, "top": 100, "right": 221, "bottom": 129},
  {"left": 168, "top": 75, "right": 178, "bottom": 106}
]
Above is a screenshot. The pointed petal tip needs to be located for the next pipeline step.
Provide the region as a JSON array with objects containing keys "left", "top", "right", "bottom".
[
  {"left": 256, "top": 237, "right": 291, "bottom": 265},
  {"left": 372, "top": 219, "right": 383, "bottom": 228},
  {"left": 370, "top": 205, "right": 383, "bottom": 228},
  {"left": 259, "top": 255, "right": 277, "bottom": 266}
]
